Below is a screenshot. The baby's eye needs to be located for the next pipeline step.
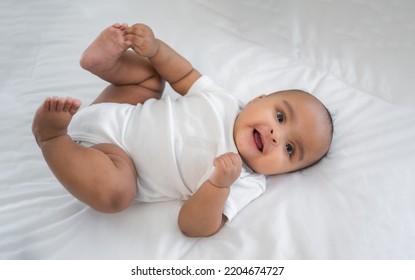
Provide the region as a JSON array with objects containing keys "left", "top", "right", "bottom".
[
  {"left": 276, "top": 111, "right": 284, "bottom": 124},
  {"left": 286, "top": 143, "right": 294, "bottom": 156}
]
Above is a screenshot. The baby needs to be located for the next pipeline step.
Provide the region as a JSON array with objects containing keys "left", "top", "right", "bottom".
[{"left": 32, "top": 23, "right": 333, "bottom": 237}]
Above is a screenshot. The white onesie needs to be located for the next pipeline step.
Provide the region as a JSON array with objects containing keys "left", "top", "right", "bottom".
[{"left": 68, "top": 76, "right": 266, "bottom": 221}]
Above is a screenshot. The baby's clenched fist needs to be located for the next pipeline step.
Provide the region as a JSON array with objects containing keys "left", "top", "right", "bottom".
[
  {"left": 124, "top": 23, "right": 159, "bottom": 58},
  {"left": 208, "top": 152, "right": 242, "bottom": 188}
]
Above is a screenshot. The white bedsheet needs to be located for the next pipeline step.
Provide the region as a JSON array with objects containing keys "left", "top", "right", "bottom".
[{"left": 1, "top": 0, "right": 414, "bottom": 259}]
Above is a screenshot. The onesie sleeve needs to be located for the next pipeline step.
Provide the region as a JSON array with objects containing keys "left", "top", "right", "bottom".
[
  {"left": 223, "top": 169, "right": 267, "bottom": 221},
  {"left": 186, "top": 75, "right": 226, "bottom": 97}
]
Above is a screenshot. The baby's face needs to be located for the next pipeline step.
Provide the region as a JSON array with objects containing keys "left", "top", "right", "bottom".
[{"left": 233, "top": 90, "right": 332, "bottom": 175}]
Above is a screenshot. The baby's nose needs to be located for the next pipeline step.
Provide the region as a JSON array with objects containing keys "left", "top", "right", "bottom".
[{"left": 270, "top": 129, "right": 278, "bottom": 145}]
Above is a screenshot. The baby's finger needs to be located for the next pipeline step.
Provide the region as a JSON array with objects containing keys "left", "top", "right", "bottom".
[
  {"left": 123, "top": 27, "right": 144, "bottom": 37},
  {"left": 230, "top": 153, "right": 242, "bottom": 166},
  {"left": 220, "top": 152, "right": 241, "bottom": 166},
  {"left": 124, "top": 35, "right": 144, "bottom": 47},
  {"left": 213, "top": 153, "right": 238, "bottom": 170},
  {"left": 212, "top": 156, "right": 224, "bottom": 168}
]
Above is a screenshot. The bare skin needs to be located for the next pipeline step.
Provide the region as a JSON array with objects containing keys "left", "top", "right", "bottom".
[
  {"left": 80, "top": 23, "right": 164, "bottom": 105},
  {"left": 32, "top": 96, "right": 138, "bottom": 213},
  {"left": 32, "top": 23, "right": 164, "bottom": 213}
]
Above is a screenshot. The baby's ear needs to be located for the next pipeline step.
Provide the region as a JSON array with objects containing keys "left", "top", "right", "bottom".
[{"left": 248, "top": 94, "right": 266, "bottom": 104}]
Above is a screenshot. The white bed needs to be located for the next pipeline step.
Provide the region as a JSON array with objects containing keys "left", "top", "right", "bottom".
[{"left": 1, "top": 0, "right": 414, "bottom": 259}]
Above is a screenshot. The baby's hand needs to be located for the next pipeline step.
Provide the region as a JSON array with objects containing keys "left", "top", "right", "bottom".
[
  {"left": 124, "top": 23, "right": 158, "bottom": 57},
  {"left": 209, "top": 152, "right": 242, "bottom": 188}
]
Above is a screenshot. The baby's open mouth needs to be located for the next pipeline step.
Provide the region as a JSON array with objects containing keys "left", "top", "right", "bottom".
[{"left": 253, "top": 129, "right": 264, "bottom": 152}]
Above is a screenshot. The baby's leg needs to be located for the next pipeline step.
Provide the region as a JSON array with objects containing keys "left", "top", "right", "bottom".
[
  {"left": 32, "top": 97, "right": 137, "bottom": 213},
  {"left": 80, "top": 23, "right": 163, "bottom": 91}
]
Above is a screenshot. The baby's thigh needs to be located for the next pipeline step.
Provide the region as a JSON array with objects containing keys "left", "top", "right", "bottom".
[
  {"left": 91, "top": 143, "right": 138, "bottom": 209},
  {"left": 91, "top": 83, "right": 163, "bottom": 106}
]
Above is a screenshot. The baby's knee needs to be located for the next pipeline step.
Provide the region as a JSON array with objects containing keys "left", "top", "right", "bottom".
[
  {"left": 107, "top": 189, "right": 135, "bottom": 213},
  {"left": 88, "top": 143, "right": 138, "bottom": 213},
  {"left": 94, "top": 183, "right": 136, "bottom": 213}
]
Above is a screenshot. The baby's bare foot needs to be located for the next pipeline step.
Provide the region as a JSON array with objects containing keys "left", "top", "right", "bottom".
[
  {"left": 32, "top": 97, "right": 81, "bottom": 145},
  {"left": 80, "top": 23, "right": 130, "bottom": 73}
]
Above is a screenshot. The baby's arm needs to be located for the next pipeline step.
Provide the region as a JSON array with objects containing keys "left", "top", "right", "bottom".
[
  {"left": 124, "top": 24, "right": 201, "bottom": 96},
  {"left": 178, "top": 153, "right": 242, "bottom": 237}
]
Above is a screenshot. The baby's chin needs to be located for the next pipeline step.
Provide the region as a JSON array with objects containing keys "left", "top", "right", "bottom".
[
  {"left": 247, "top": 160, "right": 301, "bottom": 175},
  {"left": 241, "top": 158, "right": 276, "bottom": 175}
]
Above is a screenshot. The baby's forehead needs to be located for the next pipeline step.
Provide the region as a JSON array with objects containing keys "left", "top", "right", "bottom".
[
  {"left": 271, "top": 89, "right": 314, "bottom": 99},
  {"left": 268, "top": 90, "right": 324, "bottom": 110}
]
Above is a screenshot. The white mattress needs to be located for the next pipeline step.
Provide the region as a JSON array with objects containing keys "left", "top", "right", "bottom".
[{"left": 1, "top": 0, "right": 414, "bottom": 259}]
